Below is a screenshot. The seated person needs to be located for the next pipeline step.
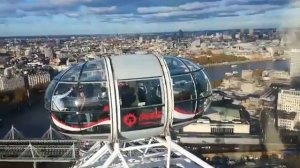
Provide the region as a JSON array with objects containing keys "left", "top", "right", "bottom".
[
  {"left": 138, "top": 83, "right": 147, "bottom": 103},
  {"left": 52, "top": 87, "right": 74, "bottom": 111},
  {"left": 119, "top": 83, "right": 137, "bottom": 108}
]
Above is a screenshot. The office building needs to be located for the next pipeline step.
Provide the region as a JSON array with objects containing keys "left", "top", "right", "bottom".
[
  {"left": 290, "top": 49, "right": 300, "bottom": 77},
  {"left": 277, "top": 89, "right": 300, "bottom": 121},
  {"left": 182, "top": 106, "right": 250, "bottom": 134},
  {"left": 0, "top": 75, "right": 25, "bottom": 91},
  {"left": 24, "top": 48, "right": 32, "bottom": 57},
  {"left": 44, "top": 46, "right": 54, "bottom": 58},
  {"left": 26, "top": 72, "right": 51, "bottom": 88},
  {"left": 278, "top": 110, "right": 297, "bottom": 130},
  {"left": 139, "top": 36, "right": 143, "bottom": 43}
]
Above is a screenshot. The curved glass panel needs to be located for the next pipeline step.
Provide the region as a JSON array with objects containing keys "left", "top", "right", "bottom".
[
  {"left": 75, "top": 82, "right": 109, "bottom": 112},
  {"left": 164, "top": 57, "right": 189, "bottom": 76},
  {"left": 54, "top": 68, "right": 71, "bottom": 80},
  {"left": 118, "top": 78, "right": 164, "bottom": 131},
  {"left": 179, "top": 58, "right": 202, "bottom": 71},
  {"left": 193, "top": 70, "right": 212, "bottom": 98},
  {"left": 80, "top": 60, "right": 107, "bottom": 82},
  {"left": 172, "top": 74, "right": 197, "bottom": 123},
  {"left": 77, "top": 112, "right": 110, "bottom": 133},
  {"left": 119, "top": 79, "right": 162, "bottom": 108},
  {"left": 51, "top": 83, "right": 77, "bottom": 112},
  {"left": 172, "top": 74, "right": 196, "bottom": 101},
  {"left": 60, "top": 64, "right": 84, "bottom": 82},
  {"left": 44, "top": 80, "right": 57, "bottom": 110},
  {"left": 51, "top": 82, "right": 109, "bottom": 113},
  {"left": 49, "top": 58, "right": 111, "bottom": 136},
  {"left": 51, "top": 111, "right": 110, "bottom": 134}
]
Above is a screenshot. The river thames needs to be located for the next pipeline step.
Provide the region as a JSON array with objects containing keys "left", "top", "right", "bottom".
[{"left": 205, "top": 59, "right": 289, "bottom": 81}]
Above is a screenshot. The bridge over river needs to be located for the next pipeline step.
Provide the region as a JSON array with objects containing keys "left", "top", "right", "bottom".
[{"left": 0, "top": 125, "right": 80, "bottom": 167}]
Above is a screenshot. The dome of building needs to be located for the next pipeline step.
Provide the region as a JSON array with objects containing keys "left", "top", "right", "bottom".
[{"left": 44, "top": 54, "right": 212, "bottom": 141}]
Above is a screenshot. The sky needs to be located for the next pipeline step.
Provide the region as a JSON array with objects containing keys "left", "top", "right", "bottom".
[{"left": 0, "top": 0, "right": 300, "bottom": 36}]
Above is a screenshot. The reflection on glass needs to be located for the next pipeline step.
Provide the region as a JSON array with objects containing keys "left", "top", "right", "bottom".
[
  {"left": 175, "top": 100, "right": 196, "bottom": 114},
  {"left": 80, "top": 60, "right": 107, "bottom": 81},
  {"left": 44, "top": 80, "right": 57, "bottom": 110},
  {"left": 54, "top": 68, "right": 71, "bottom": 80},
  {"left": 172, "top": 74, "right": 196, "bottom": 101},
  {"left": 166, "top": 56, "right": 212, "bottom": 124},
  {"left": 118, "top": 79, "right": 162, "bottom": 108},
  {"left": 52, "top": 112, "right": 110, "bottom": 134},
  {"left": 76, "top": 82, "right": 109, "bottom": 112},
  {"left": 118, "top": 78, "right": 164, "bottom": 131},
  {"left": 49, "top": 58, "right": 111, "bottom": 135},
  {"left": 52, "top": 83, "right": 75, "bottom": 111},
  {"left": 60, "top": 64, "right": 83, "bottom": 82},
  {"left": 172, "top": 74, "right": 196, "bottom": 123},
  {"left": 193, "top": 71, "right": 212, "bottom": 98},
  {"left": 180, "top": 58, "right": 201, "bottom": 71},
  {"left": 51, "top": 82, "right": 109, "bottom": 113},
  {"left": 165, "top": 57, "right": 189, "bottom": 75}
]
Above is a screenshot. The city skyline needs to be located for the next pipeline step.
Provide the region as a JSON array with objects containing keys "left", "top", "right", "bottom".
[{"left": 0, "top": 0, "right": 300, "bottom": 36}]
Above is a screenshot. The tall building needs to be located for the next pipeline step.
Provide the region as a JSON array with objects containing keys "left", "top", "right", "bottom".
[
  {"left": 25, "top": 48, "right": 32, "bottom": 57},
  {"left": 26, "top": 72, "right": 51, "bottom": 88},
  {"left": 55, "top": 39, "right": 60, "bottom": 46},
  {"left": 44, "top": 46, "right": 54, "bottom": 58},
  {"left": 249, "top": 29, "right": 254, "bottom": 36},
  {"left": 178, "top": 29, "right": 184, "bottom": 39},
  {"left": 277, "top": 111, "right": 297, "bottom": 130},
  {"left": 139, "top": 36, "right": 143, "bottom": 43},
  {"left": 290, "top": 49, "right": 300, "bottom": 77},
  {"left": 0, "top": 75, "right": 25, "bottom": 91},
  {"left": 277, "top": 89, "right": 300, "bottom": 121}
]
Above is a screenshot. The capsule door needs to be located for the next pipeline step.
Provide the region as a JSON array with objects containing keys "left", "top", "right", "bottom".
[{"left": 110, "top": 55, "right": 167, "bottom": 140}]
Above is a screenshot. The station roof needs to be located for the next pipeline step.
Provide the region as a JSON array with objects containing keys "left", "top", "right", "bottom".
[{"left": 204, "top": 106, "right": 241, "bottom": 122}]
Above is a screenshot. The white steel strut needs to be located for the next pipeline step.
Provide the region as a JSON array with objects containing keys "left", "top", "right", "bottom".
[{"left": 74, "top": 136, "right": 213, "bottom": 168}]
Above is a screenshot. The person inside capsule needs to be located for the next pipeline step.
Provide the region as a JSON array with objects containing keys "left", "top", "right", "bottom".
[
  {"left": 52, "top": 86, "right": 74, "bottom": 111},
  {"left": 118, "top": 78, "right": 164, "bottom": 131}
]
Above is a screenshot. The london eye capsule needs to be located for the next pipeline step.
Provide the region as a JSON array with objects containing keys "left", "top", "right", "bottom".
[{"left": 44, "top": 54, "right": 212, "bottom": 141}]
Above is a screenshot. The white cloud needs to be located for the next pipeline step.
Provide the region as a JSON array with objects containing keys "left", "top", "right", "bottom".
[
  {"left": 137, "top": 6, "right": 177, "bottom": 14},
  {"left": 179, "top": 1, "right": 218, "bottom": 10},
  {"left": 137, "top": 1, "right": 220, "bottom": 14},
  {"left": 65, "top": 12, "right": 81, "bottom": 18},
  {"left": 138, "top": 3, "right": 282, "bottom": 20},
  {"left": 86, "top": 6, "right": 117, "bottom": 14},
  {"left": 47, "top": 0, "right": 92, "bottom": 6}
]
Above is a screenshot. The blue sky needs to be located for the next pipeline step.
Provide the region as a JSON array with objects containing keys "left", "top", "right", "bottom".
[{"left": 0, "top": 0, "right": 299, "bottom": 36}]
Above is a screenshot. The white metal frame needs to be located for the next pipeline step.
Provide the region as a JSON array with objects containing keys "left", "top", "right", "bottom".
[{"left": 75, "top": 136, "right": 213, "bottom": 168}]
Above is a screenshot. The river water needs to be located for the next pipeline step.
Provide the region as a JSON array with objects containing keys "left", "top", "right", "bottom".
[
  {"left": 205, "top": 60, "right": 289, "bottom": 81},
  {"left": 0, "top": 60, "right": 290, "bottom": 138}
]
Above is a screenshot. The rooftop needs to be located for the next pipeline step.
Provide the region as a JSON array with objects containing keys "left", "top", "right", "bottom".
[{"left": 204, "top": 106, "right": 241, "bottom": 122}]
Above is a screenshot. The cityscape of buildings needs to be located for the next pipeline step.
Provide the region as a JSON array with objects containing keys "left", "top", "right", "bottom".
[
  {"left": 1, "top": 0, "right": 300, "bottom": 166},
  {"left": 0, "top": 27, "right": 299, "bottom": 167}
]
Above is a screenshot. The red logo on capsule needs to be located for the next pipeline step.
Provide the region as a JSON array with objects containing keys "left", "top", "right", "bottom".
[{"left": 123, "top": 113, "right": 137, "bottom": 127}]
